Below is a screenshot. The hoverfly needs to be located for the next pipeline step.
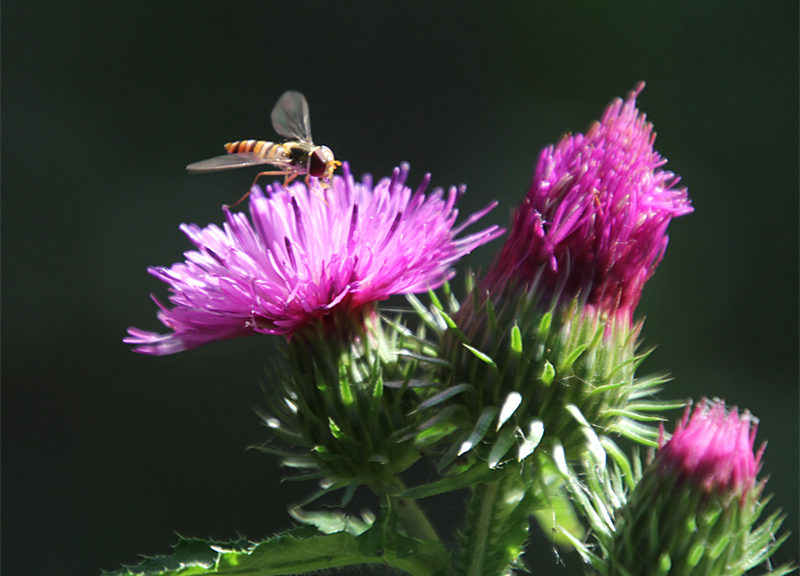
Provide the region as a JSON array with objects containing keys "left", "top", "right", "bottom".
[{"left": 186, "top": 90, "right": 341, "bottom": 204}]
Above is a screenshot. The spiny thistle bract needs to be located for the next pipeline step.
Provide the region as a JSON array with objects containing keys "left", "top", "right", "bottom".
[
  {"left": 554, "top": 400, "right": 794, "bottom": 576},
  {"left": 253, "top": 311, "right": 426, "bottom": 500}
]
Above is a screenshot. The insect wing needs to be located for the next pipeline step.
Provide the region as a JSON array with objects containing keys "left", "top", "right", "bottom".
[
  {"left": 271, "top": 90, "right": 313, "bottom": 143},
  {"left": 186, "top": 152, "right": 282, "bottom": 173}
]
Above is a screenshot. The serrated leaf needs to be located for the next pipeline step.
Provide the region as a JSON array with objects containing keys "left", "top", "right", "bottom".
[
  {"left": 289, "top": 507, "right": 372, "bottom": 535},
  {"left": 105, "top": 524, "right": 449, "bottom": 576},
  {"left": 103, "top": 537, "right": 223, "bottom": 575}
]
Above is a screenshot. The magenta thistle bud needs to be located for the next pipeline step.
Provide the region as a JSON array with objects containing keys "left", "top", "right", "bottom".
[
  {"left": 487, "top": 83, "right": 693, "bottom": 323},
  {"left": 601, "top": 399, "right": 792, "bottom": 576},
  {"left": 125, "top": 163, "right": 502, "bottom": 355},
  {"left": 656, "top": 399, "right": 762, "bottom": 498}
]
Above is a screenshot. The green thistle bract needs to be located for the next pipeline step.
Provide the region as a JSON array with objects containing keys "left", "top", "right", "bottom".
[
  {"left": 254, "top": 310, "right": 423, "bottom": 499},
  {"left": 605, "top": 400, "right": 793, "bottom": 576}
]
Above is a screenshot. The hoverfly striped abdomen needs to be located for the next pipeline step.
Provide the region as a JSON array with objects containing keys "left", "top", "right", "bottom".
[{"left": 223, "top": 140, "right": 277, "bottom": 157}]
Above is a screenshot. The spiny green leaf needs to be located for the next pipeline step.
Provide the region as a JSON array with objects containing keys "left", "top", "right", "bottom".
[
  {"left": 540, "top": 360, "right": 555, "bottom": 386},
  {"left": 406, "top": 293, "right": 445, "bottom": 334},
  {"left": 289, "top": 507, "right": 372, "bottom": 536},
  {"left": 518, "top": 419, "right": 544, "bottom": 461},
  {"left": 496, "top": 391, "right": 522, "bottom": 431},
  {"left": 105, "top": 523, "right": 449, "bottom": 576},
  {"left": 461, "top": 343, "right": 497, "bottom": 368},
  {"left": 538, "top": 311, "right": 552, "bottom": 337},
  {"left": 328, "top": 417, "right": 343, "bottom": 439},
  {"left": 488, "top": 426, "right": 517, "bottom": 469},
  {"left": 601, "top": 408, "right": 666, "bottom": 422},
  {"left": 625, "top": 399, "right": 684, "bottom": 412},
  {"left": 599, "top": 437, "right": 638, "bottom": 491},
  {"left": 411, "top": 404, "right": 461, "bottom": 439},
  {"left": 396, "top": 349, "right": 449, "bottom": 366},
  {"left": 441, "top": 280, "right": 460, "bottom": 313},
  {"left": 402, "top": 465, "right": 494, "bottom": 499},
  {"left": 458, "top": 406, "right": 500, "bottom": 456},
  {"left": 434, "top": 305, "right": 469, "bottom": 344},
  {"left": 279, "top": 454, "right": 318, "bottom": 469},
  {"left": 103, "top": 536, "right": 224, "bottom": 575},
  {"left": 558, "top": 342, "right": 588, "bottom": 372},
  {"left": 426, "top": 286, "right": 445, "bottom": 311},
  {"left": 608, "top": 417, "right": 661, "bottom": 446},
  {"left": 510, "top": 323, "right": 522, "bottom": 354},
  {"left": 415, "top": 383, "right": 472, "bottom": 412}
]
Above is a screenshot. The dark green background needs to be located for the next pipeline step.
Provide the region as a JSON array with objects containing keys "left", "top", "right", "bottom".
[{"left": 3, "top": 2, "right": 797, "bottom": 574}]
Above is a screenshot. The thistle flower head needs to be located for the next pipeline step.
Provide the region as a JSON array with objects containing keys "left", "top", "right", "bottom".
[
  {"left": 598, "top": 399, "right": 790, "bottom": 576},
  {"left": 125, "top": 163, "right": 502, "bottom": 355},
  {"left": 487, "top": 83, "right": 693, "bottom": 322},
  {"left": 657, "top": 398, "right": 762, "bottom": 498}
]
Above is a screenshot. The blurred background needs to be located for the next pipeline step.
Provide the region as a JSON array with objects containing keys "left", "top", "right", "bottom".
[{"left": 3, "top": 1, "right": 797, "bottom": 574}]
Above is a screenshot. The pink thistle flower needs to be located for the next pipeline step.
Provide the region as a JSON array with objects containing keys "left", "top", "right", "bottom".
[
  {"left": 656, "top": 399, "right": 763, "bottom": 498},
  {"left": 487, "top": 83, "right": 693, "bottom": 323},
  {"left": 125, "top": 163, "right": 502, "bottom": 355}
]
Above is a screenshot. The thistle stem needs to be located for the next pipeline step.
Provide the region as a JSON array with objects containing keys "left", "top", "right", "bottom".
[
  {"left": 463, "top": 481, "right": 501, "bottom": 576},
  {"left": 389, "top": 494, "right": 441, "bottom": 543},
  {"left": 452, "top": 473, "right": 530, "bottom": 576}
]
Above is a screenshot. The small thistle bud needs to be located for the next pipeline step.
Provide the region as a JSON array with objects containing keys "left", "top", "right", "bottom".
[
  {"left": 608, "top": 399, "right": 792, "bottom": 576},
  {"left": 656, "top": 399, "right": 760, "bottom": 497}
]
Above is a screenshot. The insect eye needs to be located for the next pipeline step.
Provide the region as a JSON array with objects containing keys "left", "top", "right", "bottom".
[{"left": 309, "top": 149, "right": 328, "bottom": 177}]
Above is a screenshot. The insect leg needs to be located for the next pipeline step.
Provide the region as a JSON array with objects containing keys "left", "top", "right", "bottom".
[
  {"left": 253, "top": 170, "right": 292, "bottom": 188},
  {"left": 303, "top": 175, "right": 330, "bottom": 206},
  {"left": 224, "top": 171, "right": 289, "bottom": 209},
  {"left": 281, "top": 173, "right": 299, "bottom": 187}
]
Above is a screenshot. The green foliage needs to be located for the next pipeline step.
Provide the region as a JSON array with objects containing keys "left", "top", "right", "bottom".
[
  {"left": 111, "top": 281, "right": 794, "bottom": 576},
  {"left": 106, "top": 511, "right": 450, "bottom": 576},
  {"left": 412, "top": 281, "right": 676, "bottom": 482},
  {"left": 256, "top": 312, "right": 424, "bottom": 494}
]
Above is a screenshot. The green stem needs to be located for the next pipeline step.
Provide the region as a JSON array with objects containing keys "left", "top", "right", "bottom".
[
  {"left": 452, "top": 474, "right": 530, "bottom": 576},
  {"left": 463, "top": 481, "right": 501, "bottom": 576},
  {"left": 390, "top": 494, "right": 441, "bottom": 543}
]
